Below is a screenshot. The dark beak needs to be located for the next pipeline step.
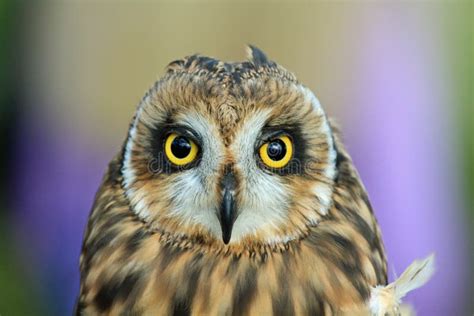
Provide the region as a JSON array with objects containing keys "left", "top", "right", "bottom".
[
  {"left": 220, "top": 188, "right": 235, "bottom": 244},
  {"left": 219, "top": 168, "right": 237, "bottom": 244}
]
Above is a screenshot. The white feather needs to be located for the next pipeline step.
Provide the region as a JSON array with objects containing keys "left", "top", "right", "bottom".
[
  {"left": 369, "top": 254, "right": 435, "bottom": 316},
  {"left": 301, "top": 86, "right": 338, "bottom": 215},
  {"left": 122, "top": 95, "right": 149, "bottom": 218}
]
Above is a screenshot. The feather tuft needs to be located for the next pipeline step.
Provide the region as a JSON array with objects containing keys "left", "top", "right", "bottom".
[{"left": 368, "top": 254, "right": 435, "bottom": 316}]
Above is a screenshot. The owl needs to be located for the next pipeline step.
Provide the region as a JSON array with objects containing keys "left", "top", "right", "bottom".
[{"left": 77, "top": 46, "right": 390, "bottom": 315}]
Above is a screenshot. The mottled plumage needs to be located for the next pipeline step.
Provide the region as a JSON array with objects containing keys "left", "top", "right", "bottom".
[{"left": 77, "top": 46, "right": 389, "bottom": 315}]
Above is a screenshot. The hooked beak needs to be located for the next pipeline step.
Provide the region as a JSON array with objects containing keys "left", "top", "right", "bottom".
[
  {"left": 220, "top": 188, "right": 236, "bottom": 244},
  {"left": 219, "top": 169, "right": 237, "bottom": 244}
]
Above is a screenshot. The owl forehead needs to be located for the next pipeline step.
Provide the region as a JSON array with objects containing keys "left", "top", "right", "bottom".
[
  {"left": 155, "top": 47, "right": 302, "bottom": 142},
  {"left": 149, "top": 72, "right": 313, "bottom": 145}
]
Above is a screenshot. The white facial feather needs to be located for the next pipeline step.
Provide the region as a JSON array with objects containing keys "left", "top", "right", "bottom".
[
  {"left": 301, "top": 87, "right": 338, "bottom": 216},
  {"left": 122, "top": 95, "right": 150, "bottom": 219},
  {"left": 230, "top": 109, "right": 292, "bottom": 242},
  {"left": 166, "top": 171, "right": 222, "bottom": 237}
]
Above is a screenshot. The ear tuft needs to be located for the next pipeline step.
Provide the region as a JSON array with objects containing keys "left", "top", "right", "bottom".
[{"left": 246, "top": 45, "right": 270, "bottom": 67}]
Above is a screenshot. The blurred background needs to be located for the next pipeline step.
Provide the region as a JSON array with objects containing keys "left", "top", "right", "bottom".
[{"left": 1, "top": 1, "right": 472, "bottom": 315}]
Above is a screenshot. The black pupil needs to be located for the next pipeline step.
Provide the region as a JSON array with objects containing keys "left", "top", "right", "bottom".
[
  {"left": 171, "top": 136, "right": 192, "bottom": 159},
  {"left": 267, "top": 139, "right": 286, "bottom": 161}
]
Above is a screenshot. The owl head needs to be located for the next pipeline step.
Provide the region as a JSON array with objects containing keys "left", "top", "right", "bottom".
[{"left": 121, "top": 46, "right": 337, "bottom": 247}]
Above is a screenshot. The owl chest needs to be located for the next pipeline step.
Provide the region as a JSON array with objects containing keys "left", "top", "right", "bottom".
[{"left": 87, "top": 242, "right": 367, "bottom": 315}]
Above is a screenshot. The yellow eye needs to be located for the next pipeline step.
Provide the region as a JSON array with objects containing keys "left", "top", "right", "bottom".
[
  {"left": 259, "top": 135, "right": 293, "bottom": 169},
  {"left": 164, "top": 133, "right": 199, "bottom": 166}
]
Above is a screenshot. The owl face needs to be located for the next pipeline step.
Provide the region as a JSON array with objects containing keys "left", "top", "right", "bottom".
[{"left": 122, "top": 47, "right": 337, "bottom": 246}]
